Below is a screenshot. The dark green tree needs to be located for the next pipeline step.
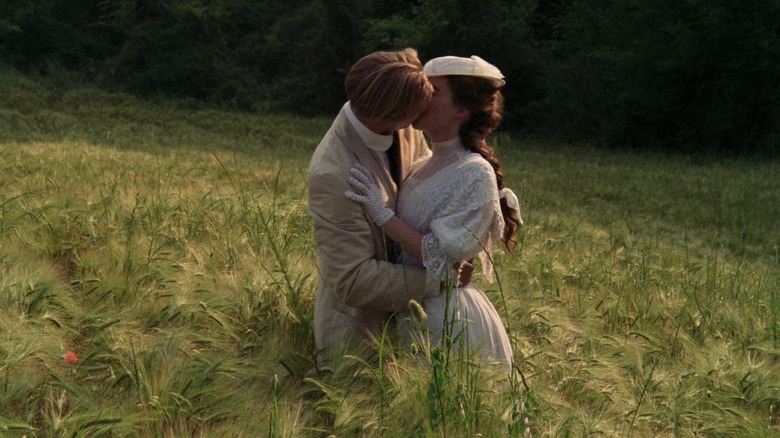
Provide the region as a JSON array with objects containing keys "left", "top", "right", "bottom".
[
  {"left": 2, "top": 0, "right": 776, "bottom": 156},
  {"left": 0, "top": 0, "right": 120, "bottom": 75},
  {"left": 533, "top": 0, "right": 780, "bottom": 156}
]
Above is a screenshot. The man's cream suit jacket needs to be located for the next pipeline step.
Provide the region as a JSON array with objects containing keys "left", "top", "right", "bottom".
[{"left": 307, "top": 105, "right": 436, "bottom": 359}]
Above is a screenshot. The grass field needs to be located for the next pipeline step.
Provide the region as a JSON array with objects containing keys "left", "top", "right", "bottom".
[{"left": 1, "top": 67, "right": 779, "bottom": 436}]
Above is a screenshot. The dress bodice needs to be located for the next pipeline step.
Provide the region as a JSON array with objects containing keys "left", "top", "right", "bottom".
[{"left": 397, "top": 138, "right": 504, "bottom": 282}]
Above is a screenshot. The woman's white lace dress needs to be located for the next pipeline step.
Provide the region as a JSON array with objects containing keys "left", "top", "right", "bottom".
[{"left": 396, "top": 137, "right": 512, "bottom": 370}]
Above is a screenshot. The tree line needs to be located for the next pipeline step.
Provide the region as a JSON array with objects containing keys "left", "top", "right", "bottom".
[{"left": 1, "top": 0, "right": 778, "bottom": 157}]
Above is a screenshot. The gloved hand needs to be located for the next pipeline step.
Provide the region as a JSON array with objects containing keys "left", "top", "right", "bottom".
[{"left": 345, "top": 163, "right": 395, "bottom": 226}]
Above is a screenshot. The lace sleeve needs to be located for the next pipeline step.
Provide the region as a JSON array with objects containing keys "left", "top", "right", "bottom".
[
  {"left": 421, "top": 232, "right": 455, "bottom": 282},
  {"left": 419, "top": 161, "right": 504, "bottom": 283}
]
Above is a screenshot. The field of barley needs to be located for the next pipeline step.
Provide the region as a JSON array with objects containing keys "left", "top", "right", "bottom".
[{"left": 1, "top": 67, "right": 779, "bottom": 436}]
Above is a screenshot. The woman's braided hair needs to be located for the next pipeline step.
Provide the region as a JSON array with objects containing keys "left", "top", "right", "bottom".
[{"left": 446, "top": 75, "right": 520, "bottom": 251}]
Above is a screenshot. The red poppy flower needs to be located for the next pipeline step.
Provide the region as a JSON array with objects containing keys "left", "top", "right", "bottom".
[{"left": 64, "top": 350, "right": 79, "bottom": 365}]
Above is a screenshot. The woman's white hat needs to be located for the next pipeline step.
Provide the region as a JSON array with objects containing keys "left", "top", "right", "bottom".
[{"left": 423, "top": 55, "right": 505, "bottom": 87}]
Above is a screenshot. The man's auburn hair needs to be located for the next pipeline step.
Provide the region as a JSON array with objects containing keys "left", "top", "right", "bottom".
[{"left": 345, "top": 48, "right": 433, "bottom": 125}]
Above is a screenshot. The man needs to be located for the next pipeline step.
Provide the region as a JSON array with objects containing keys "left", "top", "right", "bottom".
[{"left": 307, "top": 48, "right": 440, "bottom": 362}]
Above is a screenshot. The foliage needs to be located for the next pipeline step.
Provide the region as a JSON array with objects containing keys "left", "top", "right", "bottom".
[
  {"left": 531, "top": 0, "right": 780, "bottom": 156},
  {"left": 2, "top": 66, "right": 780, "bottom": 436},
  {"left": 0, "top": 0, "right": 120, "bottom": 75},
  {"left": 1, "top": 0, "right": 778, "bottom": 156}
]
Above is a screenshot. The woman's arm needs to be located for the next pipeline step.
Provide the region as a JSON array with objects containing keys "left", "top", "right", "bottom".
[
  {"left": 380, "top": 216, "right": 424, "bottom": 261},
  {"left": 344, "top": 163, "right": 424, "bottom": 258}
]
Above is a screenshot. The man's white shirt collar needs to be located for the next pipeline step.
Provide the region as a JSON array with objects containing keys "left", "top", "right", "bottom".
[{"left": 344, "top": 102, "right": 393, "bottom": 152}]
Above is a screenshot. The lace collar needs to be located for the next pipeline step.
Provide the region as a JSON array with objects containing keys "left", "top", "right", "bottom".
[{"left": 431, "top": 137, "right": 467, "bottom": 157}]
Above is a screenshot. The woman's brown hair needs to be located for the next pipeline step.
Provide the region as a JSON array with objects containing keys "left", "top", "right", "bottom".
[{"left": 446, "top": 75, "right": 521, "bottom": 251}]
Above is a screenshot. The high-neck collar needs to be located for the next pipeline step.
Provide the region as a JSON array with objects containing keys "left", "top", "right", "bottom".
[
  {"left": 431, "top": 137, "right": 465, "bottom": 157},
  {"left": 344, "top": 102, "right": 394, "bottom": 152}
]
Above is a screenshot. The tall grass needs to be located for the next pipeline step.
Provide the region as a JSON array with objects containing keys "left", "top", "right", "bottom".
[{"left": 1, "top": 66, "right": 778, "bottom": 436}]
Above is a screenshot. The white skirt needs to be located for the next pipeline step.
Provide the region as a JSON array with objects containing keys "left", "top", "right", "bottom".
[{"left": 398, "top": 284, "right": 513, "bottom": 372}]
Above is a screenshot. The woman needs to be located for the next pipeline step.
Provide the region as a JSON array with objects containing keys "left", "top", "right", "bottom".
[{"left": 346, "top": 55, "right": 522, "bottom": 371}]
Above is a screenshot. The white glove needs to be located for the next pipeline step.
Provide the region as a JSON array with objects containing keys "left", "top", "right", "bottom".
[{"left": 345, "top": 163, "right": 395, "bottom": 226}]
